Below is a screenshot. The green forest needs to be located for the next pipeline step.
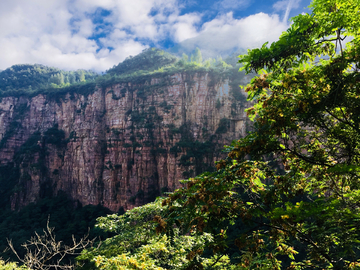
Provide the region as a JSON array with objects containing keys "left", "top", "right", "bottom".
[
  {"left": 1, "top": 0, "right": 360, "bottom": 268},
  {"left": 0, "top": 47, "right": 248, "bottom": 107},
  {"left": 0, "top": 64, "right": 99, "bottom": 94}
]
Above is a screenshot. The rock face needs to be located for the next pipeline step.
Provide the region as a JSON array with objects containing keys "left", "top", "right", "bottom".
[{"left": 0, "top": 72, "right": 250, "bottom": 211}]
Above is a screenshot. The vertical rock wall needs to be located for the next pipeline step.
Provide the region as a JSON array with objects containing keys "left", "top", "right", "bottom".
[{"left": 0, "top": 72, "right": 250, "bottom": 211}]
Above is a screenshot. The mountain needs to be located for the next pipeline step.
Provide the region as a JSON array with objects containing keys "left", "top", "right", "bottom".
[
  {"left": 0, "top": 48, "right": 254, "bottom": 212},
  {"left": 0, "top": 64, "right": 98, "bottom": 93},
  {"left": 107, "top": 48, "right": 178, "bottom": 75}
]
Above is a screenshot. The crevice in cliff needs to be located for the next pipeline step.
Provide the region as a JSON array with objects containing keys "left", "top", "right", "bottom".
[{"left": 96, "top": 87, "right": 108, "bottom": 205}]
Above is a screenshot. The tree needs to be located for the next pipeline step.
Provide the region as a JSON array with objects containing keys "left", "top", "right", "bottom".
[
  {"left": 8, "top": 221, "right": 93, "bottom": 270},
  {"left": 191, "top": 48, "right": 203, "bottom": 64},
  {"left": 77, "top": 198, "right": 237, "bottom": 270},
  {"left": 182, "top": 53, "right": 189, "bottom": 63},
  {"left": 106, "top": 48, "right": 178, "bottom": 75},
  {"left": 158, "top": 0, "right": 360, "bottom": 269}
]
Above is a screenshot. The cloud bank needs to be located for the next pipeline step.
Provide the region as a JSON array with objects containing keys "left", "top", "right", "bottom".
[
  {"left": 172, "top": 12, "right": 287, "bottom": 59},
  {"left": 0, "top": 0, "right": 303, "bottom": 72}
]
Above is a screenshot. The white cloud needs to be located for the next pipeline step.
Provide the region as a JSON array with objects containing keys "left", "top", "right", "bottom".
[
  {"left": 72, "top": 19, "right": 94, "bottom": 38},
  {"left": 170, "top": 13, "right": 202, "bottom": 42},
  {"left": 0, "top": 0, "right": 292, "bottom": 72},
  {"left": 175, "top": 12, "right": 287, "bottom": 59},
  {"left": 0, "top": 0, "right": 176, "bottom": 72}
]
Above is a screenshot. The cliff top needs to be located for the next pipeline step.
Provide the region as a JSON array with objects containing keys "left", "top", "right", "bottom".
[
  {"left": 106, "top": 48, "right": 178, "bottom": 76},
  {"left": 0, "top": 64, "right": 98, "bottom": 92},
  {"left": 0, "top": 48, "right": 250, "bottom": 100}
]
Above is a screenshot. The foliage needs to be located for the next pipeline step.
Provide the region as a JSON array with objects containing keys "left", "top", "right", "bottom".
[
  {"left": 0, "top": 260, "right": 28, "bottom": 270},
  {"left": 215, "top": 118, "right": 230, "bottom": 134},
  {"left": 0, "top": 48, "right": 249, "bottom": 111},
  {"left": 190, "top": 48, "right": 203, "bottom": 64},
  {"left": 0, "top": 49, "right": 252, "bottom": 269},
  {"left": 215, "top": 99, "right": 222, "bottom": 109},
  {"left": 0, "top": 64, "right": 98, "bottom": 94},
  {"left": 77, "top": 198, "right": 238, "bottom": 269},
  {"left": 43, "top": 124, "right": 66, "bottom": 147},
  {"left": 107, "top": 48, "right": 178, "bottom": 76},
  {"left": 154, "top": 0, "right": 360, "bottom": 269},
  {"left": 171, "top": 122, "right": 220, "bottom": 177}
]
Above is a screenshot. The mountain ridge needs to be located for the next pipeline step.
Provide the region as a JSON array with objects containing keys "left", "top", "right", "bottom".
[{"left": 0, "top": 48, "right": 253, "bottom": 212}]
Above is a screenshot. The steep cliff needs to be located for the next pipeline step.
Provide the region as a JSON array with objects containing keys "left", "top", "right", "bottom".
[{"left": 0, "top": 51, "right": 252, "bottom": 212}]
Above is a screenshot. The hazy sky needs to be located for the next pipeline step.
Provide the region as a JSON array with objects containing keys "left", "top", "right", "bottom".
[{"left": 0, "top": 0, "right": 311, "bottom": 72}]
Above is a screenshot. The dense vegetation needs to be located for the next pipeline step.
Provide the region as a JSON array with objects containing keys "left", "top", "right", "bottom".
[
  {"left": 0, "top": 48, "right": 249, "bottom": 269},
  {"left": 0, "top": 48, "right": 248, "bottom": 107},
  {"left": 74, "top": 0, "right": 360, "bottom": 269},
  {"left": 0, "top": 64, "right": 98, "bottom": 94},
  {"left": 5, "top": 0, "right": 360, "bottom": 268},
  {"left": 0, "top": 260, "right": 27, "bottom": 270},
  {"left": 106, "top": 48, "right": 178, "bottom": 75}
]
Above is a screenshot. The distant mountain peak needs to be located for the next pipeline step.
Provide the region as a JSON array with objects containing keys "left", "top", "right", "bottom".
[{"left": 106, "top": 48, "right": 178, "bottom": 76}]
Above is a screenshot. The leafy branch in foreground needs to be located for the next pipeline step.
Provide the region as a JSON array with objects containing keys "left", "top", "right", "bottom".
[
  {"left": 79, "top": 0, "right": 360, "bottom": 268},
  {"left": 157, "top": 0, "right": 360, "bottom": 269}
]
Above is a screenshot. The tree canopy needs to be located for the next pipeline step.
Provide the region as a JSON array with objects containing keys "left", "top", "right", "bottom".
[
  {"left": 73, "top": 0, "right": 360, "bottom": 268},
  {"left": 158, "top": 0, "right": 360, "bottom": 268},
  {"left": 0, "top": 64, "right": 98, "bottom": 92},
  {"left": 6, "top": 0, "right": 360, "bottom": 268},
  {"left": 0, "top": 48, "right": 247, "bottom": 102},
  {"left": 106, "top": 48, "right": 178, "bottom": 75}
]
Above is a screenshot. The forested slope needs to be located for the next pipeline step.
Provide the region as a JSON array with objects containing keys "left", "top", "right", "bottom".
[
  {"left": 76, "top": 0, "right": 360, "bottom": 269},
  {"left": 3, "top": 0, "right": 360, "bottom": 268},
  {"left": 0, "top": 48, "right": 255, "bottom": 267}
]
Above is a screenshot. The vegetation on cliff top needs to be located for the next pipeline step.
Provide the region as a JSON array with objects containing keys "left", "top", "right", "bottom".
[
  {"left": 0, "top": 47, "right": 249, "bottom": 104},
  {"left": 0, "top": 47, "right": 249, "bottom": 268},
  {"left": 0, "top": 64, "right": 98, "bottom": 93},
  {"left": 76, "top": 0, "right": 360, "bottom": 268},
  {"left": 5, "top": 0, "right": 360, "bottom": 268},
  {"left": 106, "top": 48, "right": 178, "bottom": 76}
]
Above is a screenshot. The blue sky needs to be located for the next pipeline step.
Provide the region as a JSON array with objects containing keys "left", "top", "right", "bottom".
[{"left": 0, "top": 0, "right": 311, "bottom": 72}]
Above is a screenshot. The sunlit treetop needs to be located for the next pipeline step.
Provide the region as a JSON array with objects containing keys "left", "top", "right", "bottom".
[{"left": 240, "top": 0, "right": 360, "bottom": 75}]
